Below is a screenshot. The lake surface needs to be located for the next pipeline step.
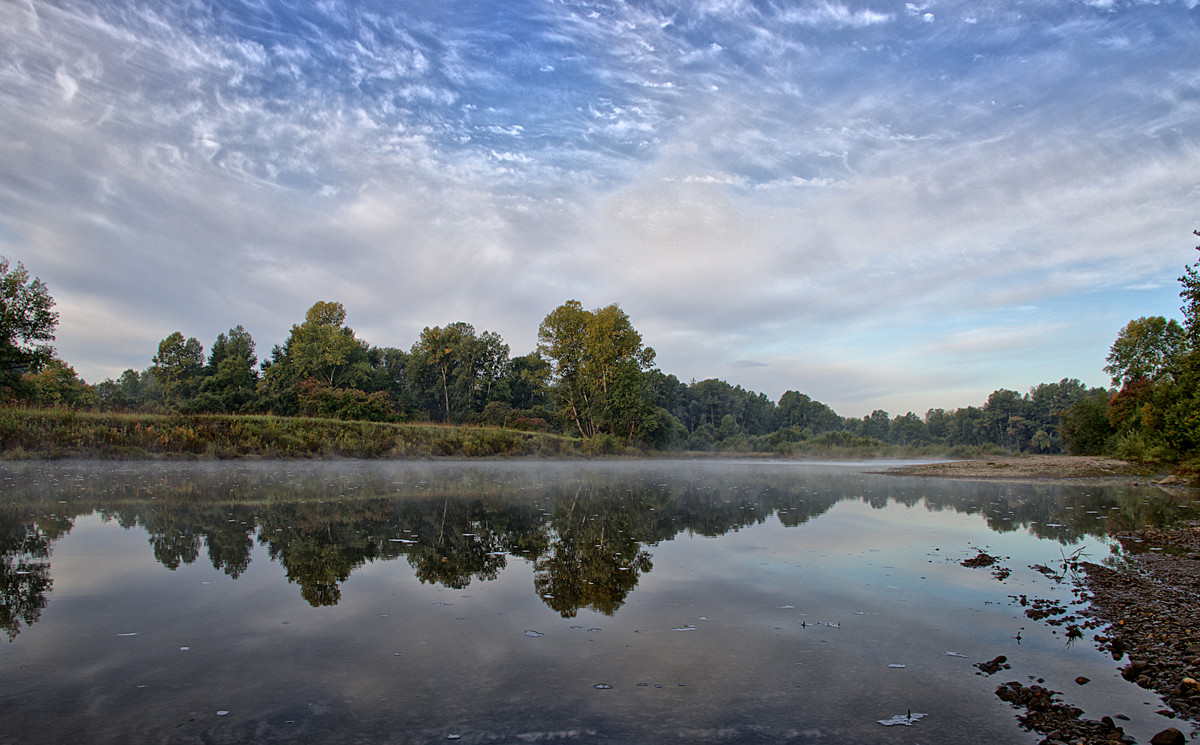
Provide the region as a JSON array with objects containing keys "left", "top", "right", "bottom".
[{"left": 2, "top": 460, "right": 1198, "bottom": 745}]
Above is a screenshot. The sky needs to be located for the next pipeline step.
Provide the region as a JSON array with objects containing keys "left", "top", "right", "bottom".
[{"left": 2, "top": 0, "right": 1198, "bottom": 418}]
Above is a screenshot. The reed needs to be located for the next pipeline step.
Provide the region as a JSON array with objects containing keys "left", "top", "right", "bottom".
[{"left": 0, "top": 407, "right": 580, "bottom": 459}]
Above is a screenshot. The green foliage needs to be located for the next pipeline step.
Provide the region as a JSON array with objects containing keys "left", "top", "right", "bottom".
[
  {"left": 0, "top": 258, "right": 58, "bottom": 396},
  {"left": 1059, "top": 389, "right": 1115, "bottom": 455},
  {"left": 24, "top": 358, "right": 93, "bottom": 408},
  {"left": 407, "top": 322, "right": 509, "bottom": 423},
  {"left": 11, "top": 269, "right": 1163, "bottom": 458},
  {"left": 95, "top": 368, "right": 162, "bottom": 410},
  {"left": 0, "top": 408, "right": 577, "bottom": 459},
  {"left": 538, "top": 300, "right": 655, "bottom": 441},
  {"left": 199, "top": 326, "right": 259, "bottom": 412},
  {"left": 1180, "top": 229, "right": 1200, "bottom": 349},
  {"left": 150, "top": 332, "right": 205, "bottom": 407},
  {"left": 1104, "top": 316, "right": 1184, "bottom": 387}
]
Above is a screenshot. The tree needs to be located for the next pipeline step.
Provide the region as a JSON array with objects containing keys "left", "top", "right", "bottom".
[
  {"left": 285, "top": 301, "right": 369, "bottom": 388},
  {"left": 408, "top": 323, "right": 510, "bottom": 423},
  {"left": 775, "top": 390, "right": 843, "bottom": 435},
  {"left": 25, "top": 358, "right": 93, "bottom": 407},
  {"left": 1104, "top": 316, "right": 1185, "bottom": 388},
  {"left": 95, "top": 368, "right": 161, "bottom": 410},
  {"left": 505, "top": 353, "right": 551, "bottom": 412},
  {"left": 198, "top": 326, "right": 258, "bottom": 412},
  {"left": 0, "top": 258, "right": 58, "bottom": 393},
  {"left": 537, "top": 301, "right": 656, "bottom": 440},
  {"left": 1180, "top": 229, "right": 1200, "bottom": 348},
  {"left": 150, "top": 332, "right": 205, "bottom": 406},
  {"left": 1059, "top": 390, "right": 1115, "bottom": 455},
  {"left": 260, "top": 301, "right": 372, "bottom": 415}
]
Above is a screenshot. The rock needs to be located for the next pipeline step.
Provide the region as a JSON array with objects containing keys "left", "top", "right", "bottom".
[
  {"left": 975, "top": 655, "right": 1010, "bottom": 675},
  {"left": 1075, "top": 676, "right": 1090, "bottom": 685},
  {"left": 962, "top": 551, "right": 998, "bottom": 568},
  {"left": 1149, "top": 727, "right": 1185, "bottom": 745},
  {"left": 1121, "top": 661, "right": 1150, "bottom": 681}
]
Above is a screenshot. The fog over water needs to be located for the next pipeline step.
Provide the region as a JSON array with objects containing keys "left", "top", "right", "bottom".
[{"left": 2, "top": 460, "right": 1197, "bottom": 744}]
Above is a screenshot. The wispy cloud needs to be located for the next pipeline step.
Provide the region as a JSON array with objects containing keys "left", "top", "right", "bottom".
[
  {"left": 779, "top": 3, "right": 894, "bottom": 28},
  {"left": 2, "top": 0, "right": 1198, "bottom": 415}
]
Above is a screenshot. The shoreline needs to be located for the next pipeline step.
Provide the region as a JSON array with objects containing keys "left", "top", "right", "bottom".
[
  {"left": 892, "top": 455, "right": 1199, "bottom": 744},
  {"left": 882, "top": 454, "right": 1172, "bottom": 485}
]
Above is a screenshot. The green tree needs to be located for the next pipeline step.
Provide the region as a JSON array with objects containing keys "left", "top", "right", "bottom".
[
  {"left": 1180, "top": 229, "right": 1200, "bottom": 348},
  {"left": 407, "top": 322, "right": 510, "bottom": 423},
  {"left": 95, "top": 368, "right": 162, "bottom": 410},
  {"left": 505, "top": 352, "right": 551, "bottom": 411},
  {"left": 537, "top": 301, "right": 656, "bottom": 440},
  {"left": 285, "top": 301, "right": 369, "bottom": 388},
  {"left": 260, "top": 301, "right": 372, "bottom": 415},
  {"left": 775, "top": 390, "right": 843, "bottom": 435},
  {"left": 150, "top": 332, "right": 205, "bottom": 407},
  {"left": 982, "top": 389, "right": 1026, "bottom": 450},
  {"left": 1104, "top": 316, "right": 1185, "bottom": 388},
  {"left": 1059, "top": 390, "right": 1115, "bottom": 455},
  {"left": 0, "top": 258, "right": 58, "bottom": 394},
  {"left": 197, "top": 325, "right": 259, "bottom": 412},
  {"left": 25, "top": 358, "right": 93, "bottom": 407}
]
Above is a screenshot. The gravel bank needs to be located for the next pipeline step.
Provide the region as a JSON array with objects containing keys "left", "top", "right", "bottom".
[{"left": 888, "top": 456, "right": 1199, "bottom": 744}]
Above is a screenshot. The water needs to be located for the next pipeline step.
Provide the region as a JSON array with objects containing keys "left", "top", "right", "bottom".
[{"left": 1, "top": 459, "right": 1197, "bottom": 745}]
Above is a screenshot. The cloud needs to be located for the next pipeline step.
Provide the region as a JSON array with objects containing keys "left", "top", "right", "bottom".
[
  {"left": 2, "top": 0, "right": 1198, "bottom": 419},
  {"left": 780, "top": 3, "right": 894, "bottom": 28}
]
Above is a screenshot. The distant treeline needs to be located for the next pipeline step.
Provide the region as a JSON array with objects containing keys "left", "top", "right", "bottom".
[{"left": 8, "top": 232, "right": 1200, "bottom": 463}]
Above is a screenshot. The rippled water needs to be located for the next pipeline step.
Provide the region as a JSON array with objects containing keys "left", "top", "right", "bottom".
[{"left": 1, "top": 460, "right": 1197, "bottom": 745}]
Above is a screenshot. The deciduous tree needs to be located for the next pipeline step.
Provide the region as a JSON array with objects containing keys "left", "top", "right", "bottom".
[
  {"left": 537, "top": 300, "right": 655, "bottom": 440},
  {"left": 1104, "top": 316, "right": 1184, "bottom": 388},
  {"left": 150, "top": 332, "right": 205, "bottom": 406},
  {"left": 0, "top": 258, "right": 58, "bottom": 393}
]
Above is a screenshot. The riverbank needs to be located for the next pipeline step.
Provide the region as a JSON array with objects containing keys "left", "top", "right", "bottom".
[
  {"left": 890, "top": 455, "right": 1199, "bottom": 744},
  {"left": 885, "top": 454, "right": 1169, "bottom": 484},
  {"left": 0, "top": 408, "right": 580, "bottom": 459}
]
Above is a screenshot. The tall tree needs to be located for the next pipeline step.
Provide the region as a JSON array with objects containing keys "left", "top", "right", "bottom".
[
  {"left": 199, "top": 325, "right": 259, "bottom": 412},
  {"left": 537, "top": 300, "right": 655, "bottom": 440},
  {"left": 408, "top": 323, "right": 510, "bottom": 423},
  {"left": 260, "top": 301, "right": 371, "bottom": 415},
  {"left": 1104, "top": 316, "right": 1184, "bottom": 388},
  {"left": 284, "top": 301, "right": 368, "bottom": 388},
  {"left": 0, "top": 258, "right": 58, "bottom": 393},
  {"left": 1180, "top": 229, "right": 1200, "bottom": 349},
  {"left": 150, "top": 332, "right": 205, "bottom": 406}
]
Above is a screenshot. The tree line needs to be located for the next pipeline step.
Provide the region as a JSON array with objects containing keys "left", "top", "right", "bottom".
[
  {"left": 1053, "top": 229, "right": 1200, "bottom": 464},
  {"left": 5, "top": 234, "right": 1200, "bottom": 461}
]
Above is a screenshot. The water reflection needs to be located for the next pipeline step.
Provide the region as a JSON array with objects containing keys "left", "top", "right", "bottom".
[
  {"left": 0, "top": 512, "right": 53, "bottom": 640},
  {"left": 1, "top": 461, "right": 1197, "bottom": 637}
]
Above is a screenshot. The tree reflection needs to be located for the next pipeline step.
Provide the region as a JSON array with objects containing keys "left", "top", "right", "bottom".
[
  {"left": 533, "top": 490, "right": 653, "bottom": 616},
  {"left": 0, "top": 514, "right": 53, "bottom": 641},
  {"left": 0, "top": 461, "right": 1197, "bottom": 623}
]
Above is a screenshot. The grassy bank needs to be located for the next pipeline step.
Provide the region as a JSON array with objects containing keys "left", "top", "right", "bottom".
[{"left": 0, "top": 408, "right": 581, "bottom": 459}]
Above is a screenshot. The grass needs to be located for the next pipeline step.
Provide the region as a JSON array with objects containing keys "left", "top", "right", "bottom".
[{"left": 0, "top": 407, "right": 581, "bottom": 460}]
